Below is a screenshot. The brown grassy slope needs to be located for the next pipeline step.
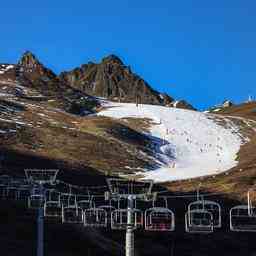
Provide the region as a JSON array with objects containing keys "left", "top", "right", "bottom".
[
  {"left": 216, "top": 102, "right": 256, "bottom": 118},
  {"left": 0, "top": 98, "right": 155, "bottom": 177}
]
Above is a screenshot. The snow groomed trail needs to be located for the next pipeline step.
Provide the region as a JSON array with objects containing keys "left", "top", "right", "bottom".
[{"left": 98, "top": 102, "right": 244, "bottom": 182}]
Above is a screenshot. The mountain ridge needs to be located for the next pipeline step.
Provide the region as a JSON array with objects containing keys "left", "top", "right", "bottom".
[{"left": 0, "top": 51, "right": 195, "bottom": 110}]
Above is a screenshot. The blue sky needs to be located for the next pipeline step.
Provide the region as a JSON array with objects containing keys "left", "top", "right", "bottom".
[{"left": 0, "top": 0, "right": 255, "bottom": 109}]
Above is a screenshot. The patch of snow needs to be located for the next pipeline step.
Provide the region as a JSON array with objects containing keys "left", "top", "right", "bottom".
[
  {"left": 0, "top": 65, "right": 14, "bottom": 74},
  {"left": 98, "top": 101, "right": 244, "bottom": 182},
  {"left": 173, "top": 101, "right": 180, "bottom": 108}
]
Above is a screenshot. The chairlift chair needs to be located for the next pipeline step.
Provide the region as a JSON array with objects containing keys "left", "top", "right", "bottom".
[
  {"left": 185, "top": 209, "right": 213, "bottom": 233},
  {"left": 17, "top": 185, "right": 31, "bottom": 201},
  {"left": 6, "top": 185, "right": 19, "bottom": 200},
  {"left": 0, "top": 175, "right": 12, "bottom": 186},
  {"left": 28, "top": 186, "right": 45, "bottom": 209},
  {"left": 84, "top": 208, "right": 107, "bottom": 228},
  {"left": 44, "top": 201, "right": 62, "bottom": 218},
  {"left": 98, "top": 199, "right": 116, "bottom": 223},
  {"left": 60, "top": 193, "right": 77, "bottom": 207},
  {"left": 62, "top": 205, "right": 83, "bottom": 224},
  {"left": 144, "top": 197, "right": 174, "bottom": 231},
  {"left": 188, "top": 200, "right": 222, "bottom": 228},
  {"left": 230, "top": 205, "right": 256, "bottom": 232},
  {"left": 44, "top": 190, "right": 61, "bottom": 218},
  {"left": 145, "top": 207, "right": 175, "bottom": 231},
  {"left": 106, "top": 178, "right": 153, "bottom": 199},
  {"left": 111, "top": 208, "right": 143, "bottom": 230},
  {"left": 45, "top": 189, "right": 61, "bottom": 202},
  {"left": 77, "top": 200, "right": 94, "bottom": 210},
  {"left": 0, "top": 184, "right": 7, "bottom": 199}
]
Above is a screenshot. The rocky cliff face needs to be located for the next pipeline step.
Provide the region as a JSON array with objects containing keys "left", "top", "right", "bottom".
[
  {"left": 59, "top": 54, "right": 175, "bottom": 105},
  {"left": 0, "top": 51, "right": 195, "bottom": 111},
  {"left": 0, "top": 52, "right": 100, "bottom": 115}
]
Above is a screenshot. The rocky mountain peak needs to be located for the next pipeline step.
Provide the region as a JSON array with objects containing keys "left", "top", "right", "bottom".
[
  {"left": 18, "top": 51, "right": 42, "bottom": 68},
  {"left": 59, "top": 54, "right": 178, "bottom": 106},
  {"left": 101, "top": 54, "right": 123, "bottom": 65}
]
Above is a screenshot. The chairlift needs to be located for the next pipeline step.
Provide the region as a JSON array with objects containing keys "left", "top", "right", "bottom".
[
  {"left": 77, "top": 194, "right": 94, "bottom": 210},
  {"left": 62, "top": 205, "right": 83, "bottom": 224},
  {"left": 77, "top": 200, "right": 94, "bottom": 210},
  {"left": 98, "top": 199, "right": 116, "bottom": 213},
  {"left": 185, "top": 209, "right": 213, "bottom": 233},
  {"left": 111, "top": 208, "right": 143, "bottom": 230},
  {"left": 44, "top": 190, "right": 61, "bottom": 218},
  {"left": 28, "top": 186, "right": 45, "bottom": 209},
  {"left": 84, "top": 208, "right": 107, "bottom": 228},
  {"left": 144, "top": 197, "right": 175, "bottom": 231},
  {"left": 188, "top": 200, "right": 221, "bottom": 228},
  {"left": 45, "top": 189, "right": 61, "bottom": 202},
  {"left": 0, "top": 184, "right": 7, "bottom": 199},
  {"left": 18, "top": 185, "right": 31, "bottom": 201},
  {"left": 60, "top": 193, "right": 77, "bottom": 207},
  {"left": 230, "top": 205, "right": 256, "bottom": 232},
  {"left": 145, "top": 207, "right": 175, "bottom": 231},
  {"left": 44, "top": 201, "right": 62, "bottom": 218},
  {"left": 6, "top": 185, "right": 19, "bottom": 200},
  {"left": 184, "top": 185, "right": 219, "bottom": 233},
  {"left": 25, "top": 169, "right": 58, "bottom": 185},
  {"left": 6, "top": 179, "right": 26, "bottom": 200},
  {"left": 98, "top": 200, "right": 116, "bottom": 224},
  {"left": 0, "top": 175, "right": 12, "bottom": 186}
]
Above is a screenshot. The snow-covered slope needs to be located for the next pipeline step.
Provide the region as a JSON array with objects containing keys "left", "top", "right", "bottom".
[{"left": 98, "top": 102, "right": 245, "bottom": 182}]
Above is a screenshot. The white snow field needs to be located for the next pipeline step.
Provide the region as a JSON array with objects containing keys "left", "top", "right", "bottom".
[{"left": 98, "top": 102, "right": 244, "bottom": 182}]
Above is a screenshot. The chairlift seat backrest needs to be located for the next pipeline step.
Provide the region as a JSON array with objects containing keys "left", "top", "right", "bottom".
[
  {"left": 60, "top": 193, "right": 77, "bottom": 207},
  {"left": 77, "top": 200, "right": 93, "bottom": 210},
  {"left": 84, "top": 208, "right": 107, "bottom": 227},
  {"left": 185, "top": 209, "right": 213, "bottom": 234},
  {"left": 28, "top": 194, "right": 45, "bottom": 209},
  {"left": 44, "top": 201, "right": 62, "bottom": 218},
  {"left": 145, "top": 207, "right": 175, "bottom": 231},
  {"left": 111, "top": 208, "right": 143, "bottom": 230},
  {"left": 46, "top": 189, "right": 60, "bottom": 202},
  {"left": 18, "top": 185, "right": 31, "bottom": 200},
  {"left": 6, "top": 186, "right": 19, "bottom": 200},
  {"left": 188, "top": 200, "right": 221, "bottom": 228},
  {"left": 0, "top": 175, "right": 12, "bottom": 186},
  {"left": 62, "top": 205, "right": 83, "bottom": 224},
  {"left": 230, "top": 205, "right": 256, "bottom": 232}
]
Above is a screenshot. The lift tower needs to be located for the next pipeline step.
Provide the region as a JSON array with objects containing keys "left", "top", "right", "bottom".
[
  {"left": 25, "top": 169, "right": 59, "bottom": 256},
  {"left": 106, "top": 178, "right": 155, "bottom": 256}
]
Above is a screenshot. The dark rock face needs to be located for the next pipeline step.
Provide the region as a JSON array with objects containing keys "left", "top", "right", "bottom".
[
  {"left": 0, "top": 52, "right": 100, "bottom": 115},
  {"left": 167, "top": 100, "right": 196, "bottom": 110},
  {"left": 17, "top": 51, "right": 57, "bottom": 87},
  {"left": 59, "top": 54, "right": 174, "bottom": 105}
]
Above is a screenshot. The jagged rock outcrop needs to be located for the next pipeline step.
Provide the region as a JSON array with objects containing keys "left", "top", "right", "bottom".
[
  {"left": 0, "top": 52, "right": 100, "bottom": 115},
  {"left": 168, "top": 100, "right": 196, "bottom": 110},
  {"left": 59, "top": 54, "right": 174, "bottom": 105}
]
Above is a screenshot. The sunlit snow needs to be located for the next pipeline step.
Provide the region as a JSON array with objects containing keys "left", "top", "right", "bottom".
[{"left": 98, "top": 102, "right": 244, "bottom": 182}]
